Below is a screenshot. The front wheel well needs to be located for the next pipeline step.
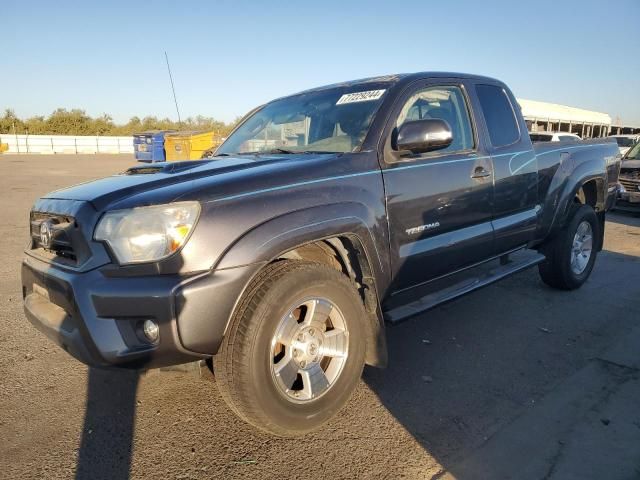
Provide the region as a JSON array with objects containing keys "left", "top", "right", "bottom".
[{"left": 275, "top": 236, "right": 387, "bottom": 367}]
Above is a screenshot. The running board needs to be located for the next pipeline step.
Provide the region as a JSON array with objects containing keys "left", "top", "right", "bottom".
[{"left": 384, "top": 250, "right": 546, "bottom": 325}]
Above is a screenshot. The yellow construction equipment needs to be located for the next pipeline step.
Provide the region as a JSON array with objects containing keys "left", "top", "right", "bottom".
[{"left": 164, "top": 131, "right": 222, "bottom": 161}]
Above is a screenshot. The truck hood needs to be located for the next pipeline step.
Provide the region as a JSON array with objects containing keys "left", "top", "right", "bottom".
[
  {"left": 42, "top": 154, "right": 337, "bottom": 211},
  {"left": 621, "top": 159, "right": 640, "bottom": 170}
]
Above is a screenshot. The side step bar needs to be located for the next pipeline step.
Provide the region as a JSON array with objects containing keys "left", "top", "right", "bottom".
[{"left": 384, "top": 250, "right": 546, "bottom": 325}]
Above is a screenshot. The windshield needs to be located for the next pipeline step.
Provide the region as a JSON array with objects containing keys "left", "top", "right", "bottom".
[
  {"left": 217, "top": 85, "right": 390, "bottom": 155},
  {"left": 625, "top": 141, "right": 640, "bottom": 160},
  {"left": 614, "top": 137, "right": 635, "bottom": 147}
]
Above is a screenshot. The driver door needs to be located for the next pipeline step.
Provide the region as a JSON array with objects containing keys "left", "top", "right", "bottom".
[{"left": 381, "top": 80, "right": 495, "bottom": 293}]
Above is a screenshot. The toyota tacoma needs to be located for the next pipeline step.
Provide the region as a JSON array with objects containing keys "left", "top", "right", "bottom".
[{"left": 22, "top": 72, "right": 621, "bottom": 436}]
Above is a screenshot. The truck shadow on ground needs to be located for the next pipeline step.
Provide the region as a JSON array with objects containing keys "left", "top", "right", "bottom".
[
  {"left": 363, "top": 248, "right": 640, "bottom": 478},
  {"left": 75, "top": 368, "right": 139, "bottom": 480},
  {"left": 607, "top": 210, "right": 640, "bottom": 227}
]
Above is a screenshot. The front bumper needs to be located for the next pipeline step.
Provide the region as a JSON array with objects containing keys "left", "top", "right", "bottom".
[
  {"left": 22, "top": 254, "right": 259, "bottom": 369},
  {"left": 616, "top": 189, "right": 640, "bottom": 212}
]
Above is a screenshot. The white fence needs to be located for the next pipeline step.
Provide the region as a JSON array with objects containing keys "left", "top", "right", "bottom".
[{"left": 0, "top": 134, "right": 134, "bottom": 154}]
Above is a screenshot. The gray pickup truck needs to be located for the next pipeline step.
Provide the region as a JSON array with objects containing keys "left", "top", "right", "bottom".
[
  {"left": 616, "top": 141, "right": 640, "bottom": 211},
  {"left": 22, "top": 72, "right": 620, "bottom": 436}
]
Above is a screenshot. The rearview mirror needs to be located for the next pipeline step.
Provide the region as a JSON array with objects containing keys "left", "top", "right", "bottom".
[
  {"left": 396, "top": 119, "right": 453, "bottom": 154},
  {"left": 272, "top": 112, "right": 305, "bottom": 125}
]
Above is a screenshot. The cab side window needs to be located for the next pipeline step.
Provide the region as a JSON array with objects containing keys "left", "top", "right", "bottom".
[
  {"left": 396, "top": 85, "right": 474, "bottom": 154},
  {"left": 475, "top": 84, "right": 520, "bottom": 147}
]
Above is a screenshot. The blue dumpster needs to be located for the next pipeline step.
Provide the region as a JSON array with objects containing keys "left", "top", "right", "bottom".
[{"left": 133, "top": 130, "right": 175, "bottom": 163}]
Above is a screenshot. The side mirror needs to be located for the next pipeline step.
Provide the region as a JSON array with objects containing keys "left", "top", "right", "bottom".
[{"left": 395, "top": 119, "right": 453, "bottom": 154}]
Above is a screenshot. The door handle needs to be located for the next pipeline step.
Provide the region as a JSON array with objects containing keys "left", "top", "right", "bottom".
[{"left": 471, "top": 167, "right": 492, "bottom": 179}]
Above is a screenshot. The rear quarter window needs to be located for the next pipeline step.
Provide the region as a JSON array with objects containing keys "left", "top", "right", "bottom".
[{"left": 476, "top": 84, "right": 520, "bottom": 147}]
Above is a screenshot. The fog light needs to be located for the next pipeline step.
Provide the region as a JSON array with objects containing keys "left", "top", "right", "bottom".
[{"left": 142, "top": 320, "right": 159, "bottom": 342}]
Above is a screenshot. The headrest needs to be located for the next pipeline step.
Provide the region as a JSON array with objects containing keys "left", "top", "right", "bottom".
[{"left": 426, "top": 107, "right": 454, "bottom": 126}]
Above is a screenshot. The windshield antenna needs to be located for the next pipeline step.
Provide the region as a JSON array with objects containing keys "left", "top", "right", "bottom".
[{"left": 164, "top": 51, "right": 182, "bottom": 126}]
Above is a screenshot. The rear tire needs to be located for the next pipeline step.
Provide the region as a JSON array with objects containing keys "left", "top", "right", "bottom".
[
  {"left": 538, "top": 204, "right": 599, "bottom": 290},
  {"left": 215, "top": 260, "right": 366, "bottom": 437}
]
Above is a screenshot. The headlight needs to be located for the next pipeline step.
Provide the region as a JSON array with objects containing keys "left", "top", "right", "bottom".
[
  {"left": 94, "top": 202, "right": 200, "bottom": 264},
  {"left": 146, "top": 137, "right": 152, "bottom": 144}
]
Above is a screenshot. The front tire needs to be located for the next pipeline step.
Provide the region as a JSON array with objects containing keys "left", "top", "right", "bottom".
[
  {"left": 215, "top": 260, "right": 366, "bottom": 436},
  {"left": 538, "top": 204, "right": 599, "bottom": 290}
]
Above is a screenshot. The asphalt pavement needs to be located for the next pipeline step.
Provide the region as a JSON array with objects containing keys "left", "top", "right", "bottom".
[{"left": 1, "top": 154, "right": 639, "bottom": 479}]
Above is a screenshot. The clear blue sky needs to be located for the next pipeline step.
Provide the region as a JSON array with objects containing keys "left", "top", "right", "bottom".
[{"left": 3, "top": 0, "right": 639, "bottom": 125}]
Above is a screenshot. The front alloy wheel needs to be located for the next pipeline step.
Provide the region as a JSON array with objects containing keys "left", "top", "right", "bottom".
[
  {"left": 215, "top": 261, "right": 366, "bottom": 436},
  {"left": 271, "top": 297, "right": 349, "bottom": 402}
]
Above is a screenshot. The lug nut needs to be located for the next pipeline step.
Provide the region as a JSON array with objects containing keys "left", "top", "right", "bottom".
[
  {"left": 309, "top": 328, "right": 315, "bottom": 336},
  {"left": 297, "top": 333, "right": 304, "bottom": 342},
  {"left": 300, "top": 360, "right": 306, "bottom": 368},
  {"left": 293, "top": 349, "right": 299, "bottom": 358}
]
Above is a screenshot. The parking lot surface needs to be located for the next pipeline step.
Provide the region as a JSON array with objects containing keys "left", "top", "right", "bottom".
[{"left": 1, "top": 154, "right": 639, "bottom": 479}]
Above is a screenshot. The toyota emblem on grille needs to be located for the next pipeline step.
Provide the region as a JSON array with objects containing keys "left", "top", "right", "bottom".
[{"left": 39, "top": 221, "right": 53, "bottom": 249}]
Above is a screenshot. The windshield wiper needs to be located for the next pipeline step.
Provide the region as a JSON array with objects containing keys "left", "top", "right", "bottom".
[
  {"left": 214, "top": 152, "right": 259, "bottom": 156},
  {"left": 266, "top": 148, "right": 299, "bottom": 154},
  {"left": 224, "top": 149, "right": 342, "bottom": 156},
  {"left": 265, "top": 148, "right": 343, "bottom": 155}
]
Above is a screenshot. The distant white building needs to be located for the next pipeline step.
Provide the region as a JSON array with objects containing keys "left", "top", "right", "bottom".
[{"left": 517, "top": 98, "right": 612, "bottom": 138}]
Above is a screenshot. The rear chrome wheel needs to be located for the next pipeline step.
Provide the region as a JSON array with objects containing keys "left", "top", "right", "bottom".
[
  {"left": 570, "top": 221, "right": 593, "bottom": 275},
  {"left": 271, "top": 297, "right": 349, "bottom": 403},
  {"left": 538, "top": 204, "right": 599, "bottom": 290}
]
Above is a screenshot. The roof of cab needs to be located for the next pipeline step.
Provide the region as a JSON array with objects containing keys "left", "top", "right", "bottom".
[{"left": 292, "top": 71, "right": 505, "bottom": 96}]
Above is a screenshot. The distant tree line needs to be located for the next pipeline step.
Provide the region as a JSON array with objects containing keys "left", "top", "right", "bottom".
[{"left": 0, "top": 109, "right": 240, "bottom": 136}]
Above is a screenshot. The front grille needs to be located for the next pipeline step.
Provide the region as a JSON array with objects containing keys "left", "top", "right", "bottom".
[
  {"left": 620, "top": 178, "right": 640, "bottom": 192},
  {"left": 620, "top": 168, "right": 640, "bottom": 180},
  {"left": 30, "top": 212, "right": 78, "bottom": 263},
  {"left": 620, "top": 168, "right": 640, "bottom": 192}
]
